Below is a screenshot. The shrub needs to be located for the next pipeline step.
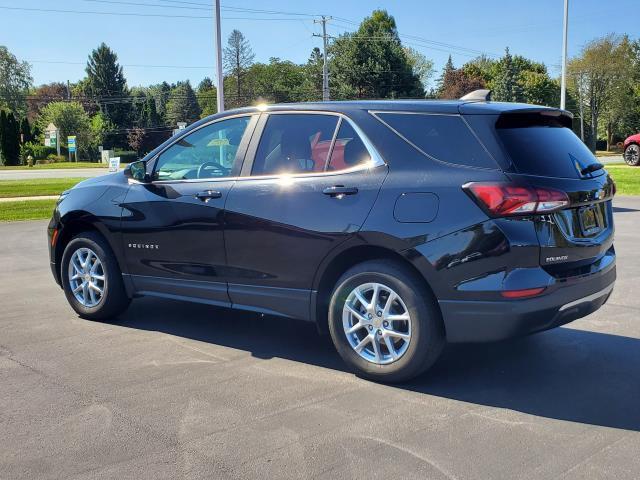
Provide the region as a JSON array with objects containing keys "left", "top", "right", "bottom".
[
  {"left": 20, "top": 141, "right": 57, "bottom": 160},
  {"left": 46, "top": 154, "right": 67, "bottom": 163},
  {"left": 113, "top": 149, "right": 138, "bottom": 164}
]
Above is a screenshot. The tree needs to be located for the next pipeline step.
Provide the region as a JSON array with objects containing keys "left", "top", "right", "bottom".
[
  {"left": 438, "top": 68, "right": 485, "bottom": 99},
  {"left": 0, "top": 111, "right": 21, "bottom": 165},
  {"left": 27, "top": 82, "right": 68, "bottom": 122},
  {"left": 127, "top": 127, "right": 146, "bottom": 157},
  {"left": 243, "top": 58, "right": 307, "bottom": 103},
  {"left": 196, "top": 77, "right": 217, "bottom": 117},
  {"left": 569, "top": 34, "right": 634, "bottom": 151},
  {"left": 492, "top": 48, "right": 523, "bottom": 102},
  {"left": 0, "top": 46, "right": 32, "bottom": 118},
  {"left": 147, "top": 82, "right": 171, "bottom": 124},
  {"left": 20, "top": 117, "right": 32, "bottom": 144},
  {"left": 404, "top": 47, "right": 435, "bottom": 94},
  {"left": 301, "top": 47, "right": 324, "bottom": 101},
  {"left": 37, "top": 102, "right": 92, "bottom": 158},
  {"left": 0, "top": 110, "right": 6, "bottom": 164},
  {"left": 330, "top": 10, "right": 424, "bottom": 99},
  {"left": 223, "top": 30, "right": 255, "bottom": 105},
  {"left": 519, "top": 70, "right": 559, "bottom": 106},
  {"left": 166, "top": 81, "right": 201, "bottom": 125},
  {"left": 89, "top": 111, "right": 114, "bottom": 152},
  {"left": 435, "top": 55, "right": 455, "bottom": 95},
  {"left": 85, "top": 43, "right": 130, "bottom": 129}
]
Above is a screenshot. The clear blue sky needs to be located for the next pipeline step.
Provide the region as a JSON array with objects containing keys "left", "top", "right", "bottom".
[{"left": 0, "top": 0, "right": 637, "bottom": 89}]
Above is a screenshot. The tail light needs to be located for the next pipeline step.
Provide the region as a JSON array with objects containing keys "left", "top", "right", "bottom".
[{"left": 463, "top": 182, "right": 569, "bottom": 217}]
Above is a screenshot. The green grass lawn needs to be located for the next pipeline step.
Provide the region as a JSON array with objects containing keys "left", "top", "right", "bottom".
[
  {"left": 606, "top": 165, "right": 640, "bottom": 195},
  {"left": 0, "top": 199, "right": 58, "bottom": 222},
  {"left": 0, "top": 162, "right": 105, "bottom": 170},
  {"left": 0, "top": 178, "right": 88, "bottom": 198},
  {"left": 596, "top": 150, "right": 622, "bottom": 157}
]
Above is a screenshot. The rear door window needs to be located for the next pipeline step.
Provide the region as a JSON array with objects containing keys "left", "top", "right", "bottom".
[
  {"left": 327, "top": 121, "right": 371, "bottom": 172},
  {"left": 251, "top": 114, "right": 338, "bottom": 175},
  {"left": 495, "top": 113, "right": 600, "bottom": 179},
  {"left": 376, "top": 112, "right": 498, "bottom": 169}
]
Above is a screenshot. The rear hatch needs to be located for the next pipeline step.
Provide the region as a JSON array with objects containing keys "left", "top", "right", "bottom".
[{"left": 466, "top": 109, "right": 615, "bottom": 275}]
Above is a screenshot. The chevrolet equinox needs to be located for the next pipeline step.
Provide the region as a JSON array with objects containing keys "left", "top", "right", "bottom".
[{"left": 48, "top": 91, "right": 616, "bottom": 382}]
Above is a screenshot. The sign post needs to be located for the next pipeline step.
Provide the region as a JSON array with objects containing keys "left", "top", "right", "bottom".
[
  {"left": 108, "top": 156, "right": 121, "bottom": 172},
  {"left": 67, "top": 136, "right": 77, "bottom": 162},
  {"left": 44, "top": 123, "right": 60, "bottom": 156}
]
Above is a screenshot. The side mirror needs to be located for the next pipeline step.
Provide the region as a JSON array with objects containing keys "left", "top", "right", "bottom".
[{"left": 124, "top": 160, "right": 149, "bottom": 182}]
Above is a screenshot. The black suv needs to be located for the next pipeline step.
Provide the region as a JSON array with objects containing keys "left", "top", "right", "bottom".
[{"left": 48, "top": 94, "right": 616, "bottom": 382}]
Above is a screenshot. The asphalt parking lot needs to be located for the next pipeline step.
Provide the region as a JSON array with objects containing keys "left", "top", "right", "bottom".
[{"left": 1, "top": 197, "right": 639, "bottom": 480}]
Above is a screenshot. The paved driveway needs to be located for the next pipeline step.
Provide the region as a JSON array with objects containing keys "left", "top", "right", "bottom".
[{"left": 1, "top": 197, "right": 639, "bottom": 479}]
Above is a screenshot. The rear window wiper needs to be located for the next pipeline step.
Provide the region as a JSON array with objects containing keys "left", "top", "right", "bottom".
[{"left": 581, "top": 162, "right": 604, "bottom": 175}]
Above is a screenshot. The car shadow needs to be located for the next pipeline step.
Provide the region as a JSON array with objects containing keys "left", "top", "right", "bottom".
[
  {"left": 612, "top": 206, "right": 640, "bottom": 213},
  {"left": 117, "top": 297, "right": 640, "bottom": 432}
]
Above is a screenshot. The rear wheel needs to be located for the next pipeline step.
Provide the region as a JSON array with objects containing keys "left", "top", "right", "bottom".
[
  {"left": 61, "top": 232, "right": 130, "bottom": 320},
  {"left": 624, "top": 143, "right": 640, "bottom": 166},
  {"left": 328, "top": 260, "right": 444, "bottom": 383}
]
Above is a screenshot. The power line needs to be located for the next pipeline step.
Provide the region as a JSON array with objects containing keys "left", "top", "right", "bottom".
[
  {"left": 0, "top": 5, "right": 312, "bottom": 20},
  {"left": 28, "top": 60, "right": 215, "bottom": 69}
]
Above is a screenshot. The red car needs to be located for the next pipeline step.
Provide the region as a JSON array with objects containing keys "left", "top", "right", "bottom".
[{"left": 623, "top": 133, "right": 640, "bottom": 166}]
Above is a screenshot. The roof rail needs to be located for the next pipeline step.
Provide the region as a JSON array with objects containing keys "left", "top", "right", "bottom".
[{"left": 460, "top": 89, "right": 492, "bottom": 102}]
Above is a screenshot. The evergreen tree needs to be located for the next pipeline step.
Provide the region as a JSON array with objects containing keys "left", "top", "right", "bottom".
[
  {"left": 20, "top": 117, "right": 32, "bottom": 144},
  {"left": 166, "top": 81, "right": 201, "bottom": 126},
  {"left": 1, "top": 112, "right": 21, "bottom": 165},
  {"left": 301, "top": 47, "right": 324, "bottom": 100},
  {"left": 196, "top": 77, "right": 217, "bottom": 117},
  {"left": 85, "top": 43, "right": 130, "bottom": 129},
  {"left": 492, "top": 47, "right": 523, "bottom": 102},
  {"left": 0, "top": 110, "right": 6, "bottom": 165},
  {"left": 436, "top": 55, "right": 455, "bottom": 92},
  {"left": 144, "top": 96, "right": 161, "bottom": 127}
]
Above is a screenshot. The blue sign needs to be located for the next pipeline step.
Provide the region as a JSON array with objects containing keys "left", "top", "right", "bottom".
[{"left": 68, "top": 136, "right": 76, "bottom": 153}]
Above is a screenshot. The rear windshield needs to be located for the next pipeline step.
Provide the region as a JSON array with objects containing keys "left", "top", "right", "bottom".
[
  {"left": 495, "top": 113, "right": 600, "bottom": 179},
  {"left": 376, "top": 112, "right": 498, "bottom": 169}
]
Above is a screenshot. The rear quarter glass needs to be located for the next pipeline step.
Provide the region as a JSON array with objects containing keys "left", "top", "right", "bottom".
[
  {"left": 493, "top": 112, "right": 602, "bottom": 179},
  {"left": 374, "top": 112, "right": 500, "bottom": 169}
]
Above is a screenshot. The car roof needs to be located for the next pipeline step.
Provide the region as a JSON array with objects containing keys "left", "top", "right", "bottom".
[
  {"left": 208, "top": 99, "right": 564, "bottom": 118},
  {"left": 185, "top": 100, "right": 569, "bottom": 135}
]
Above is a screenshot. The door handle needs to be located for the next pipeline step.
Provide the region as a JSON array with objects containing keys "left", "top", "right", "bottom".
[
  {"left": 195, "top": 190, "right": 222, "bottom": 201},
  {"left": 322, "top": 186, "right": 359, "bottom": 197}
]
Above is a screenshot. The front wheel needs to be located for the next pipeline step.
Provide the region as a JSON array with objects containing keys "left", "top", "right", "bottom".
[
  {"left": 61, "top": 231, "right": 130, "bottom": 320},
  {"left": 624, "top": 144, "right": 640, "bottom": 166},
  {"left": 328, "top": 260, "right": 444, "bottom": 383}
]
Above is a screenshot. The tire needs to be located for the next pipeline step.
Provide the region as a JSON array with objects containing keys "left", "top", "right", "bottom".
[
  {"left": 61, "top": 231, "right": 131, "bottom": 320},
  {"left": 328, "top": 260, "right": 444, "bottom": 383},
  {"left": 624, "top": 144, "right": 640, "bottom": 166}
]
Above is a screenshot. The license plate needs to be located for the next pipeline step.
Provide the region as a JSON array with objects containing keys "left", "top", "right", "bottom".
[{"left": 579, "top": 205, "right": 601, "bottom": 235}]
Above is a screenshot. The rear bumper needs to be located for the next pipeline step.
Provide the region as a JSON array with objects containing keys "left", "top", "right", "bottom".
[{"left": 439, "top": 256, "right": 616, "bottom": 343}]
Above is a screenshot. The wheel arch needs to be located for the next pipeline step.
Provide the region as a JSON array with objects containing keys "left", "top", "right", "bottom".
[
  {"left": 54, "top": 212, "right": 124, "bottom": 285},
  {"left": 311, "top": 242, "right": 441, "bottom": 335}
]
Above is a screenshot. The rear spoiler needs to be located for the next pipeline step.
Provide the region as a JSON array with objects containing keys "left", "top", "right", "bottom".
[{"left": 496, "top": 109, "right": 573, "bottom": 129}]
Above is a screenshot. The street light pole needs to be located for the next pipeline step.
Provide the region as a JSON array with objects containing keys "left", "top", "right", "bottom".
[
  {"left": 214, "top": 0, "right": 224, "bottom": 112},
  {"left": 560, "top": 0, "right": 569, "bottom": 110}
]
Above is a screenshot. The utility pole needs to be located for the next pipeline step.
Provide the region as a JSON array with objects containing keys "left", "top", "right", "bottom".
[
  {"left": 213, "top": 0, "right": 224, "bottom": 112},
  {"left": 313, "top": 16, "right": 332, "bottom": 101},
  {"left": 560, "top": 0, "right": 569, "bottom": 110}
]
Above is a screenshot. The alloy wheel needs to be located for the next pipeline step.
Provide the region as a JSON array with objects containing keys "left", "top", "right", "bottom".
[
  {"left": 342, "top": 282, "right": 412, "bottom": 365},
  {"left": 625, "top": 144, "right": 640, "bottom": 166},
  {"left": 68, "top": 247, "right": 106, "bottom": 308}
]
